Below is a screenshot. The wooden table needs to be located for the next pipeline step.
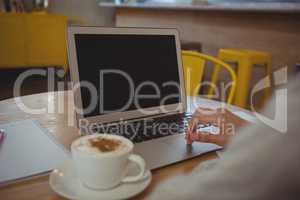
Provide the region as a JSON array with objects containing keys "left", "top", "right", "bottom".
[{"left": 0, "top": 91, "right": 251, "bottom": 200}]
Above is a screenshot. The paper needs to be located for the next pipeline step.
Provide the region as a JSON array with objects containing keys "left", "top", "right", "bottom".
[{"left": 0, "top": 120, "right": 70, "bottom": 185}]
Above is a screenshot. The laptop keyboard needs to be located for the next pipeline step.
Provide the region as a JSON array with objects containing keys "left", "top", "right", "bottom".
[{"left": 92, "top": 113, "right": 193, "bottom": 143}]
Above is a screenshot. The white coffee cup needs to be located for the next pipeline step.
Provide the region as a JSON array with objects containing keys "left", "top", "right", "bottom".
[{"left": 71, "top": 134, "right": 146, "bottom": 190}]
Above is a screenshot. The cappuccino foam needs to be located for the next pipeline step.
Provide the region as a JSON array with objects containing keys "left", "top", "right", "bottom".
[{"left": 74, "top": 135, "right": 129, "bottom": 154}]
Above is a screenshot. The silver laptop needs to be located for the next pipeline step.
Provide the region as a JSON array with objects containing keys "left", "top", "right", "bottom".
[{"left": 67, "top": 26, "right": 221, "bottom": 169}]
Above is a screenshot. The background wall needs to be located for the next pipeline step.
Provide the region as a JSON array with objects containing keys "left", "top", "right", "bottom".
[{"left": 48, "top": 0, "right": 115, "bottom": 26}]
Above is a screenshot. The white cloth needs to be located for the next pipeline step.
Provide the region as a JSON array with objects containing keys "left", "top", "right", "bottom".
[{"left": 149, "top": 75, "right": 300, "bottom": 200}]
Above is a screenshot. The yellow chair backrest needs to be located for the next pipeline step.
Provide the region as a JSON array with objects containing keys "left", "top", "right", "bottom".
[
  {"left": 182, "top": 51, "right": 205, "bottom": 97},
  {"left": 0, "top": 13, "right": 68, "bottom": 72},
  {"left": 0, "top": 13, "right": 26, "bottom": 67},
  {"left": 182, "top": 50, "right": 237, "bottom": 104}
]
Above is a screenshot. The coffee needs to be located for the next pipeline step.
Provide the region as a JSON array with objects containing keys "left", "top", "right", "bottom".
[
  {"left": 89, "top": 137, "right": 121, "bottom": 152},
  {"left": 74, "top": 135, "right": 129, "bottom": 154}
]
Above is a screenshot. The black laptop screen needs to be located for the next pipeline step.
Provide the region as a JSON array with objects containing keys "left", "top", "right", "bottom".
[{"left": 74, "top": 33, "right": 181, "bottom": 118}]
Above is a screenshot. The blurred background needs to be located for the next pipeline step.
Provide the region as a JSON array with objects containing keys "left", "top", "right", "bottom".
[{"left": 0, "top": 0, "right": 299, "bottom": 111}]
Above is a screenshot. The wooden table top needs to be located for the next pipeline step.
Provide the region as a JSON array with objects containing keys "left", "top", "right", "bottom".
[{"left": 0, "top": 91, "right": 251, "bottom": 200}]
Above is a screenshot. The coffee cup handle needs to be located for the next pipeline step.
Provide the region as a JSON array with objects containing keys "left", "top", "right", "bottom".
[{"left": 121, "top": 154, "right": 146, "bottom": 183}]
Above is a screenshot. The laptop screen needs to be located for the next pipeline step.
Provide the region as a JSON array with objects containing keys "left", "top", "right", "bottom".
[{"left": 74, "top": 34, "right": 181, "bottom": 118}]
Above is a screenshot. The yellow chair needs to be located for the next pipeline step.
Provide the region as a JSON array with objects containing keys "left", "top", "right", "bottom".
[
  {"left": 209, "top": 49, "right": 273, "bottom": 108},
  {"left": 0, "top": 13, "right": 68, "bottom": 73},
  {"left": 182, "top": 51, "right": 237, "bottom": 104}
]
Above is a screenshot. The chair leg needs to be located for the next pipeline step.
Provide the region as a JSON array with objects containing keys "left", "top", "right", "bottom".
[
  {"left": 233, "top": 59, "right": 252, "bottom": 109},
  {"left": 208, "top": 64, "right": 222, "bottom": 99},
  {"left": 264, "top": 61, "right": 273, "bottom": 104}
]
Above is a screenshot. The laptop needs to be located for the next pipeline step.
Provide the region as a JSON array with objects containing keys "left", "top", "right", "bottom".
[{"left": 67, "top": 27, "right": 221, "bottom": 169}]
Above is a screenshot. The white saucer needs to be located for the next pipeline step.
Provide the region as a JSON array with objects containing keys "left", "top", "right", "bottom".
[{"left": 49, "top": 160, "right": 152, "bottom": 200}]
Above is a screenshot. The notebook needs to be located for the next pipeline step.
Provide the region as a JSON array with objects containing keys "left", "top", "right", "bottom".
[{"left": 0, "top": 119, "right": 70, "bottom": 185}]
